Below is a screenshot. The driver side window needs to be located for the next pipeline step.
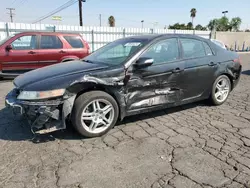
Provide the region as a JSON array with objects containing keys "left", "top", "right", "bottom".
[
  {"left": 11, "top": 35, "right": 37, "bottom": 50},
  {"left": 140, "top": 38, "right": 179, "bottom": 65}
]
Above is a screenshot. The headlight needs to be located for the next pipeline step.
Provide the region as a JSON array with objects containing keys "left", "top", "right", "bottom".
[{"left": 17, "top": 89, "right": 65, "bottom": 100}]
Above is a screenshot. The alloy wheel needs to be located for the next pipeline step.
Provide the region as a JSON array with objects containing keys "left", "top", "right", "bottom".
[
  {"left": 214, "top": 77, "right": 230, "bottom": 103},
  {"left": 81, "top": 99, "right": 115, "bottom": 134}
]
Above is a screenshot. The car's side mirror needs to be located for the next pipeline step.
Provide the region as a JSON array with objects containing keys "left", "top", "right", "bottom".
[
  {"left": 134, "top": 57, "right": 154, "bottom": 69},
  {"left": 5, "top": 45, "right": 12, "bottom": 51}
]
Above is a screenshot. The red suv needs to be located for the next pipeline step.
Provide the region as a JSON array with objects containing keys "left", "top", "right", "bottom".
[{"left": 0, "top": 32, "right": 90, "bottom": 77}]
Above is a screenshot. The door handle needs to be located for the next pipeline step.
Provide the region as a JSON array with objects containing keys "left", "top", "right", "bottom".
[
  {"left": 172, "top": 67, "right": 183, "bottom": 73},
  {"left": 28, "top": 51, "right": 36, "bottom": 54},
  {"left": 208, "top": 62, "right": 217, "bottom": 66},
  {"left": 59, "top": 50, "right": 66, "bottom": 53}
]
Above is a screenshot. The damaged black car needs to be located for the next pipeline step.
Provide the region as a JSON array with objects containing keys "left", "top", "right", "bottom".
[{"left": 5, "top": 34, "right": 242, "bottom": 137}]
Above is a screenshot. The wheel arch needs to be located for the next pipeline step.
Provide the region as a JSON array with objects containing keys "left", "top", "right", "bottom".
[
  {"left": 219, "top": 73, "right": 234, "bottom": 91},
  {"left": 67, "top": 82, "right": 123, "bottom": 120}
]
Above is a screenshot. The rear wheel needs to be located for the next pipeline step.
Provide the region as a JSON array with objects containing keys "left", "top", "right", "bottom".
[
  {"left": 210, "top": 75, "right": 231, "bottom": 105},
  {"left": 71, "top": 91, "right": 119, "bottom": 137}
]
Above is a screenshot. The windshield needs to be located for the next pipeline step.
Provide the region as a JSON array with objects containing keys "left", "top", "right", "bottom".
[
  {"left": 84, "top": 38, "right": 148, "bottom": 65},
  {"left": 0, "top": 35, "right": 14, "bottom": 46}
]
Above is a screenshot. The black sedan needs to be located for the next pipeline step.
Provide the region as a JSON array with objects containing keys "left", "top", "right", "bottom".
[{"left": 5, "top": 34, "right": 242, "bottom": 137}]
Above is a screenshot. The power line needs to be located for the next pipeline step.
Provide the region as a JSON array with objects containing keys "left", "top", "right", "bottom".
[
  {"left": 15, "top": 0, "right": 29, "bottom": 8},
  {"left": 10, "top": 0, "right": 19, "bottom": 6},
  {"left": 32, "top": 0, "right": 77, "bottom": 23}
]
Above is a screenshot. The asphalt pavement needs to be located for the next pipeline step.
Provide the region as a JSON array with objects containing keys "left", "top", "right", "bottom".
[{"left": 0, "top": 53, "right": 250, "bottom": 188}]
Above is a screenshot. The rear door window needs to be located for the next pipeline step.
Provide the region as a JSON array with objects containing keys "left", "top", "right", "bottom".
[
  {"left": 11, "top": 35, "right": 37, "bottom": 50},
  {"left": 203, "top": 42, "right": 213, "bottom": 56},
  {"left": 63, "top": 36, "right": 84, "bottom": 48},
  {"left": 40, "top": 35, "right": 63, "bottom": 49},
  {"left": 180, "top": 38, "right": 206, "bottom": 59}
]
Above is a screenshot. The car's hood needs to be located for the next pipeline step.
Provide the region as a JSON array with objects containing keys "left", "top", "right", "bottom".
[{"left": 14, "top": 60, "right": 108, "bottom": 90}]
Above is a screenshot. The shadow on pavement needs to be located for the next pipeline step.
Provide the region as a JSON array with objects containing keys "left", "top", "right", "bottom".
[
  {"left": 0, "top": 101, "right": 206, "bottom": 143},
  {"left": 242, "top": 70, "right": 250, "bottom": 75},
  {"left": 0, "top": 107, "right": 34, "bottom": 141}
]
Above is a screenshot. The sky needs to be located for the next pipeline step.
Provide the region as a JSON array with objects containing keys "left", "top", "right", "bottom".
[{"left": 0, "top": 0, "right": 249, "bottom": 29}]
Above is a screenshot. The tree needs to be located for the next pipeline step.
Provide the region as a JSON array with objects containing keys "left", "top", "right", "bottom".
[
  {"left": 208, "top": 16, "right": 242, "bottom": 32},
  {"left": 219, "top": 16, "right": 230, "bottom": 31},
  {"left": 187, "top": 22, "right": 193, "bottom": 30},
  {"left": 208, "top": 19, "right": 219, "bottom": 31},
  {"left": 168, "top": 23, "right": 187, "bottom": 30},
  {"left": 245, "top": 29, "right": 250, "bottom": 32},
  {"left": 230, "top": 17, "right": 242, "bottom": 31},
  {"left": 190, "top": 8, "right": 197, "bottom": 26},
  {"left": 195, "top": 24, "right": 207, "bottom": 31},
  {"left": 108, "top": 16, "right": 115, "bottom": 27}
]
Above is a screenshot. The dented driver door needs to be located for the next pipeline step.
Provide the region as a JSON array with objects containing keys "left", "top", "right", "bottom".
[{"left": 125, "top": 38, "right": 185, "bottom": 112}]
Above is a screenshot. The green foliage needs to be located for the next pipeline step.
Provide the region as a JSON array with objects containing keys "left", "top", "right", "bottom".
[
  {"left": 190, "top": 8, "right": 197, "bottom": 25},
  {"left": 190, "top": 8, "right": 197, "bottom": 19},
  {"left": 168, "top": 23, "right": 187, "bottom": 30},
  {"left": 230, "top": 17, "right": 242, "bottom": 31},
  {"left": 108, "top": 16, "right": 115, "bottom": 27},
  {"left": 168, "top": 22, "right": 207, "bottom": 31},
  {"left": 195, "top": 24, "right": 207, "bottom": 31},
  {"left": 207, "top": 16, "right": 242, "bottom": 31},
  {"left": 187, "top": 22, "right": 193, "bottom": 30}
]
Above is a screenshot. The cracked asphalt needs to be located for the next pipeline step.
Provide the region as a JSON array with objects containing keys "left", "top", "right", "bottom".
[{"left": 0, "top": 53, "right": 250, "bottom": 188}]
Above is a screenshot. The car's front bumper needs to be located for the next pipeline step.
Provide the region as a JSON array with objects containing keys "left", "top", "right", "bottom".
[{"left": 5, "top": 88, "right": 76, "bottom": 134}]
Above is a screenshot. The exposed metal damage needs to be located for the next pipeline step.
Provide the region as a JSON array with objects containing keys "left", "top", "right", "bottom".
[
  {"left": 70, "top": 74, "right": 125, "bottom": 86},
  {"left": 5, "top": 71, "right": 183, "bottom": 135}
]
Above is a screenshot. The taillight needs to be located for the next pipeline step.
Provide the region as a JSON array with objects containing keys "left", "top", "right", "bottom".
[{"left": 233, "top": 57, "right": 241, "bottom": 64}]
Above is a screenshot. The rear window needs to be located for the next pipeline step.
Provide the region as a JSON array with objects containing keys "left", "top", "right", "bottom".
[{"left": 63, "top": 36, "right": 84, "bottom": 48}]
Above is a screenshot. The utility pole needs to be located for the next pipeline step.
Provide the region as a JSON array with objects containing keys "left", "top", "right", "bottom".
[
  {"left": 99, "top": 14, "right": 102, "bottom": 27},
  {"left": 6, "top": 8, "right": 15, "bottom": 23},
  {"left": 141, "top": 20, "right": 144, "bottom": 28},
  {"left": 78, "top": 0, "right": 86, "bottom": 26}
]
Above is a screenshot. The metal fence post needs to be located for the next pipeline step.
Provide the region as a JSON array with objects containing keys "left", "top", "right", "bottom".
[
  {"left": 91, "top": 30, "right": 95, "bottom": 52},
  {"left": 5, "top": 23, "right": 9, "bottom": 37},
  {"left": 242, "top": 41, "right": 245, "bottom": 51},
  {"left": 193, "top": 29, "right": 195, "bottom": 35},
  {"left": 53, "top": 25, "right": 56, "bottom": 32},
  {"left": 123, "top": 28, "right": 126, "bottom": 38},
  {"left": 150, "top": 28, "right": 154, "bottom": 34}
]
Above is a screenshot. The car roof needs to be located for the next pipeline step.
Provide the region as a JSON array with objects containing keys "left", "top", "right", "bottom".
[
  {"left": 125, "top": 34, "right": 208, "bottom": 42},
  {"left": 14, "top": 31, "right": 81, "bottom": 35}
]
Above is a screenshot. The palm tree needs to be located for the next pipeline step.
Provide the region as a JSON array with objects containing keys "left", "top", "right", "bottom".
[
  {"left": 108, "top": 16, "right": 115, "bottom": 27},
  {"left": 190, "top": 8, "right": 197, "bottom": 26}
]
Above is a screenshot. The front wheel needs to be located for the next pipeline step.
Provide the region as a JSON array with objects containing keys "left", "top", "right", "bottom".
[
  {"left": 71, "top": 91, "right": 119, "bottom": 137},
  {"left": 210, "top": 75, "right": 231, "bottom": 105}
]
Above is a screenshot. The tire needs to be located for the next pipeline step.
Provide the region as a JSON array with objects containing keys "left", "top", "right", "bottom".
[
  {"left": 210, "top": 75, "right": 231, "bottom": 105},
  {"left": 71, "top": 91, "right": 119, "bottom": 137}
]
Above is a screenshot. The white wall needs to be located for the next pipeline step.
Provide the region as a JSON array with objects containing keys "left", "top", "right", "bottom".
[{"left": 0, "top": 22, "right": 211, "bottom": 51}]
